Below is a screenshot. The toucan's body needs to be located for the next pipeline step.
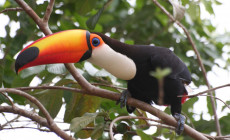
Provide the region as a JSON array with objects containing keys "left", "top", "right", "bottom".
[
  {"left": 95, "top": 33, "right": 191, "bottom": 116},
  {"left": 15, "top": 29, "right": 191, "bottom": 134}
]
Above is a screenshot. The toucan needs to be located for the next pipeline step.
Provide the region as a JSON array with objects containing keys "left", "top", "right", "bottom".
[{"left": 15, "top": 29, "right": 191, "bottom": 134}]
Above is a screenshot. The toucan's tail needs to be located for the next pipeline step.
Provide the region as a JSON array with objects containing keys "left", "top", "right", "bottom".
[{"left": 182, "top": 84, "right": 193, "bottom": 104}]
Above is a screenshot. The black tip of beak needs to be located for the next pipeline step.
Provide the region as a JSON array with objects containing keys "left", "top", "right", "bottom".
[{"left": 15, "top": 47, "right": 39, "bottom": 74}]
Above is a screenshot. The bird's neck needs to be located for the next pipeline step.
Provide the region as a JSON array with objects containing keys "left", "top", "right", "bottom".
[{"left": 87, "top": 44, "right": 136, "bottom": 80}]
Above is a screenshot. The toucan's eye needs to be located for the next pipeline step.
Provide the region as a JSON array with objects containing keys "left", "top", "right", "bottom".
[{"left": 92, "top": 37, "right": 100, "bottom": 47}]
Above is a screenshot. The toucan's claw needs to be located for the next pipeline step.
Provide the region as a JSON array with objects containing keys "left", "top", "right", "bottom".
[
  {"left": 116, "top": 90, "right": 129, "bottom": 108},
  {"left": 116, "top": 90, "right": 136, "bottom": 113},
  {"left": 173, "top": 113, "right": 186, "bottom": 135}
]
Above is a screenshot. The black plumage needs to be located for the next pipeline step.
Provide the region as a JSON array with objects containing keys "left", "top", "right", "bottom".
[{"left": 95, "top": 33, "right": 191, "bottom": 116}]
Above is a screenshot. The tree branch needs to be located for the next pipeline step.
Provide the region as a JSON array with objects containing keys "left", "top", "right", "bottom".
[
  {"left": 1, "top": 114, "right": 20, "bottom": 128},
  {"left": 0, "top": 92, "right": 14, "bottom": 106},
  {"left": 0, "top": 7, "right": 23, "bottom": 14},
  {"left": 180, "top": 83, "right": 230, "bottom": 109},
  {"left": 13, "top": 1, "right": 74, "bottom": 139},
  {"left": 15, "top": 0, "right": 52, "bottom": 35},
  {"left": 0, "top": 105, "right": 48, "bottom": 128},
  {"left": 14, "top": 85, "right": 207, "bottom": 139},
  {"left": 14, "top": 0, "right": 42, "bottom": 27},
  {"left": 151, "top": 0, "right": 221, "bottom": 136},
  {"left": 0, "top": 88, "right": 74, "bottom": 140},
  {"left": 200, "top": 95, "right": 230, "bottom": 110},
  {"left": 43, "top": 0, "right": 55, "bottom": 23},
  {"left": 109, "top": 116, "right": 170, "bottom": 140},
  {"left": 185, "top": 83, "right": 230, "bottom": 98},
  {"left": 0, "top": 89, "right": 53, "bottom": 125}
]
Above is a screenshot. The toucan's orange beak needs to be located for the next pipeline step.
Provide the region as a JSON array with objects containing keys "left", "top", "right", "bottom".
[{"left": 15, "top": 29, "right": 104, "bottom": 73}]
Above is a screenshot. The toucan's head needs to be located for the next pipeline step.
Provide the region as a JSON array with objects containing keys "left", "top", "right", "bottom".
[
  {"left": 15, "top": 30, "right": 103, "bottom": 73},
  {"left": 15, "top": 29, "right": 136, "bottom": 80}
]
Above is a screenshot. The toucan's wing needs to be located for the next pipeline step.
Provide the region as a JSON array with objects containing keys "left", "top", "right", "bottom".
[{"left": 150, "top": 47, "right": 191, "bottom": 84}]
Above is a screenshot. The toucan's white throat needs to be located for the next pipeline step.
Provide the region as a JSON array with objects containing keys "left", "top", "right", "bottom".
[{"left": 87, "top": 44, "right": 136, "bottom": 80}]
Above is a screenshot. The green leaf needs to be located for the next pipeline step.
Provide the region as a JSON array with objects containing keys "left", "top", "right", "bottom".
[
  {"left": 122, "top": 132, "right": 133, "bottom": 140},
  {"left": 219, "top": 114, "right": 230, "bottom": 135},
  {"left": 64, "top": 90, "right": 84, "bottom": 122},
  {"left": 64, "top": 89, "right": 102, "bottom": 123},
  {"left": 91, "top": 123, "right": 104, "bottom": 139},
  {"left": 202, "top": 0, "right": 214, "bottom": 14},
  {"left": 134, "top": 110, "right": 149, "bottom": 127},
  {"left": 221, "top": 101, "right": 230, "bottom": 111},
  {"left": 169, "top": 0, "right": 185, "bottom": 21},
  {"left": 20, "top": 65, "right": 45, "bottom": 78},
  {"left": 150, "top": 67, "right": 171, "bottom": 80},
  {"left": 75, "top": 0, "right": 97, "bottom": 15},
  {"left": 193, "top": 116, "right": 215, "bottom": 133},
  {"left": 3, "top": 1, "right": 11, "bottom": 8},
  {"left": 0, "top": 93, "right": 9, "bottom": 104},
  {"left": 12, "top": 75, "right": 34, "bottom": 87},
  {"left": 75, "top": 129, "right": 92, "bottom": 139},
  {"left": 187, "top": 2, "right": 200, "bottom": 20},
  {"left": 86, "top": 6, "right": 104, "bottom": 30},
  {"left": 46, "top": 64, "right": 67, "bottom": 74},
  {"left": 124, "top": 40, "right": 134, "bottom": 45},
  {"left": 0, "top": 60, "right": 5, "bottom": 86},
  {"left": 117, "top": 123, "right": 129, "bottom": 134},
  {"left": 84, "top": 62, "right": 99, "bottom": 76},
  {"left": 207, "top": 95, "right": 216, "bottom": 116},
  {"left": 95, "top": 115, "right": 105, "bottom": 125},
  {"left": 39, "top": 71, "right": 57, "bottom": 84},
  {"left": 136, "top": 129, "right": 152, "bottom": 140},
  {"left": 36, "top": 89, "right": 63, "bottom": 118},
  {"left": 70, "top": 112, "right": 99, "bottom": 133},
  {"left": 136, "top": 0, "right": 144, "bottom": 10}
]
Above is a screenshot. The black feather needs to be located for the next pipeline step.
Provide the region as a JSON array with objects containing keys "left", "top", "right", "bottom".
[{"left": 94, "top": 32, "right": 191, "bottom": 115}]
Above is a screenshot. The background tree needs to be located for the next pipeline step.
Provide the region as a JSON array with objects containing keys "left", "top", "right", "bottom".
[{"left": 0, "top": 0, "right": 230, "bottom": 139}]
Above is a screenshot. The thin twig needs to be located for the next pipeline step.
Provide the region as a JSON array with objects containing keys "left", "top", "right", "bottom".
[
  {"left": 0, "top": 92, "right": 14, "bottom": 106},
  {"left": 1, "top": 115, "right": 20, "bottom": 128},
  {"left": 91, "top": 83, "right": 126, "bottom": 90},
  {"left": 0, "top": 7, "right": 23, "bottom": 14},
  {"left": 14, "top": 0, "right": 52, "bottom": 35},
  {"left": 8, "top": 84, "right": 209, "bottom": 139},
  {"left": 179, "top": 83, "right": 230, "bottom": 109},
  {"left": 2, "top": 126, "right": 50, "bottom": 132},
  {"left": 0, "top": 88, "right": 54, "bottom": 125},
  {"left": 1, "top": 113, "right": 13, "bottom": 128},
  {"left": 43, "top": 0, "right": 55, "bottom": 23},
  {"left": 12, "top": 1, "right": 74, "bottom": 138},
  {"left": 0, "top": 88, "right": 74, "bottom": 140},
  {"left": 0, "top": 105, "right": 48, "bottom": 127},
  {"left": 151, "top": 0, "right": 221, "bottom": 136},
  {"left": 135, "top": 109, "right": 151, "bottom": 126},
  {"left": 140, "top": 123, "right": 175, "bottom": 131},
  {"left": 15, "top": 0, "right": 42, "bottom": 28},
  {"left": 182, "top": 83, "right": 230, "bottom": 98},
  {"left": 182, "top": 111, "right": 195, "bottom": 129},
  {"left": 158, "top": 79, "right": 164, "bottom": 105},
  {"left": 15, "top": 85, "right": 85, "bottom": 93},
  {"left": 109, "top": 116, "right": 170, "bottom": 140},
  {"left": 199, "top": 95, "right": 230, "bottom": 110}
]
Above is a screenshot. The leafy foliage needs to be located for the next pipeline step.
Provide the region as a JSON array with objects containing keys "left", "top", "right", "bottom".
[{"left": 0, "top": 0, "right": 229, "bottom": 139}]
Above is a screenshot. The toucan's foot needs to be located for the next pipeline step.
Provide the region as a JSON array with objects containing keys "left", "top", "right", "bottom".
[
  {"left": 116, "top": 90, "right": 129, "bottom": 108},
  {"left": 116, "top": 90, "right": 136, "bottom": 113},
  {"left": 173, "top": 113, "right": 186, "bottom": 135}
]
